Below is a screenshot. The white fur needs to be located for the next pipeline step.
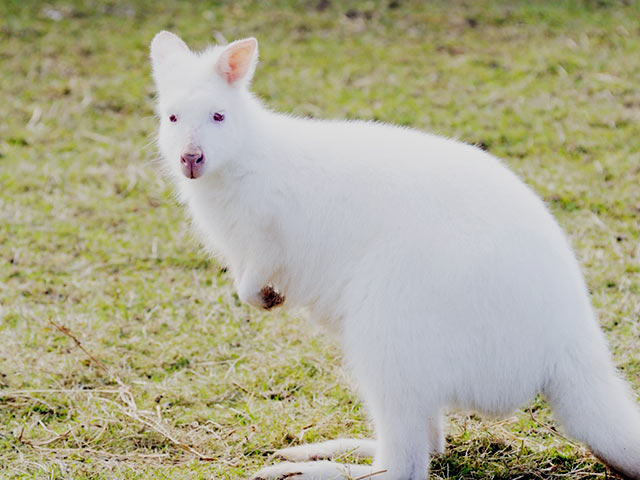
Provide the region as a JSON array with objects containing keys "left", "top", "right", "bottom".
[
  {"left": 251, "top": 460, "right": 378, "bottom": 480},
  {"left": 150, "top": 32, "right": 640, "bottom": 479},
  {"left": 276, "top": 439, "right": 378, "bottom": 462}
]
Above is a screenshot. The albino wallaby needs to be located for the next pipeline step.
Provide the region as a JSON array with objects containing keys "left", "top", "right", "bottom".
[{"left": 150, "top": 31, "right": 640, "bottom": 479}]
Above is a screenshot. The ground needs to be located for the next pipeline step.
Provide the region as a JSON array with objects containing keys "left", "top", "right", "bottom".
[{"left": 1, "top": 1, "right": 639, "bottom": 478}]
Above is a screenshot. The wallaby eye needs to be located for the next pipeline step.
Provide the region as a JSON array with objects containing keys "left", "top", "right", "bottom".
[
  {"left": 169, "top": 114, "right": 177, "bottom": 123},
  {"left": 212, "top": 112, "right": 225, "bottom": 122}
]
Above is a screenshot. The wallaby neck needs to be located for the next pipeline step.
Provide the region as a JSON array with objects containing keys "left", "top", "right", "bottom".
[{"left": 238, "top": 94, "right": 317, "bottom": 172}]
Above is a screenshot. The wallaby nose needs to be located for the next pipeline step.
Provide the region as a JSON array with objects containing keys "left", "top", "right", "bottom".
[
  {"left": 180, "top": 151, "right": 204, "bottom": 167},
  {"left": 179, "top": 147, "right": 205, "bottom": 179}
]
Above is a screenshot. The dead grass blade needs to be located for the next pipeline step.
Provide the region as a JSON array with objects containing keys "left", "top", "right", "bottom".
[{"left": 46, "top": 318, "right": 233, "bottom": 464}]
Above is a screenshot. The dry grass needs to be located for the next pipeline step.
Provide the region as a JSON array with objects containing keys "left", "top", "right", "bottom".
[{"left": 1, "top": 0, "right": 639, "bottom": 478}]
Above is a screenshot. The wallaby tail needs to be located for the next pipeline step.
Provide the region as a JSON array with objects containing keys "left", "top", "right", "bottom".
[{"left": 545, "top": 338, "right": 640, "bottom": 479}]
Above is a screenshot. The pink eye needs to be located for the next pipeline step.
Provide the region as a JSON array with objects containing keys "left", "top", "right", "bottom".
[
  {"left": 212, "top": 112, "right": 225, "bottom": 122},
  {"left": 169, "top": 114, "right": 177, "bottom": 123}
]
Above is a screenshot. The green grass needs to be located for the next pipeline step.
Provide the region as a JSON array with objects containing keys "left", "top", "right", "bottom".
[{"left": 1, "top": 0, "right": 640, "bottom": 478}]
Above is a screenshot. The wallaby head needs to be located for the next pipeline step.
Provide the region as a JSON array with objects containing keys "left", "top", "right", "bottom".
[{"left": 150, "top": 32, "right": 258, "bottom": 180}]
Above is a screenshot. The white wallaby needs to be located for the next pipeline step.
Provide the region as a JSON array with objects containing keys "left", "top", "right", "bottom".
[{"left": 150, "top": 32, "right": 640, "bottom": 479}]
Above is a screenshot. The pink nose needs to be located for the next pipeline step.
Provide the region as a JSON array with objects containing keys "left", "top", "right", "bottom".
[{"left": 180, "top": 147, "right": 204, "bottom": 179}]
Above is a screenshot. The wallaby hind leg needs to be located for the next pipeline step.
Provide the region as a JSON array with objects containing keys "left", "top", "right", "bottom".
[
  {"left": 363, "top": 400, "right": 434, "bottom": 480},
  {"left": 274, "top": 418, "right": 444, "bottom": 463}
]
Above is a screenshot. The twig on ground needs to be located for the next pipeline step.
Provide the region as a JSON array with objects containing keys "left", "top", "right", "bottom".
[
  {"left": 16, "top": 428, "right": 72, "bottom": 447},
  {"left": 49, "top": 319, "right": 112, "bottom": 379},
  {"left": 0, "top": 389, "right": 121, "bottom": 395},
  {"left": 528, "top": 409, "right": 580, "bottom": 447},
  {"left": 18, "top": 445, "right": 171, "bottom": 462},
  {"left": 47, "top": 318, "right": 231, "bottom": 464},
  {"left": 352, "top": 470, "right": 387, "bottom": 480}
]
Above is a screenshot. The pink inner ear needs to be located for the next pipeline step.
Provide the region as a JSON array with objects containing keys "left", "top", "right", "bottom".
[{"left": 218, "top": 41, "right": 255, "bottom": 85}]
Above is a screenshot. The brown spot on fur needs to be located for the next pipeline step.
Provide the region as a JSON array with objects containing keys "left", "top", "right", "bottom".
[{"left": 260, "top": 285, "right": 285, "bottom": 310}]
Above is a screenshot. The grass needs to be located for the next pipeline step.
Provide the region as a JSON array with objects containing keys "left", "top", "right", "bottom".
[{"left": 1, "top": 0, "right": 640, "bottom": 478}]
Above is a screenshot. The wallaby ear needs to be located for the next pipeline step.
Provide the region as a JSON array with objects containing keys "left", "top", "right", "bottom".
[
  {"left": 150, "top": 31, "right": 189, "bottom": 70},
  {"left": 215, "top": 37, "right": 258, "bottom": 86}
]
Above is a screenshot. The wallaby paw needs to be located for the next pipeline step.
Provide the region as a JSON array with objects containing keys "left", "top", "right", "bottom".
[
  {"left": 250, "top": 461, "right": 375, "bottom": 480},
  {"left": 275, "top": 445, "right": 323, "bottom": 462},
  {"left": 275, "top": 439, "right": 376, "bottom": 461},
  {"left": 250, "top": 462, "right": 304, "bottom": 479}
]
